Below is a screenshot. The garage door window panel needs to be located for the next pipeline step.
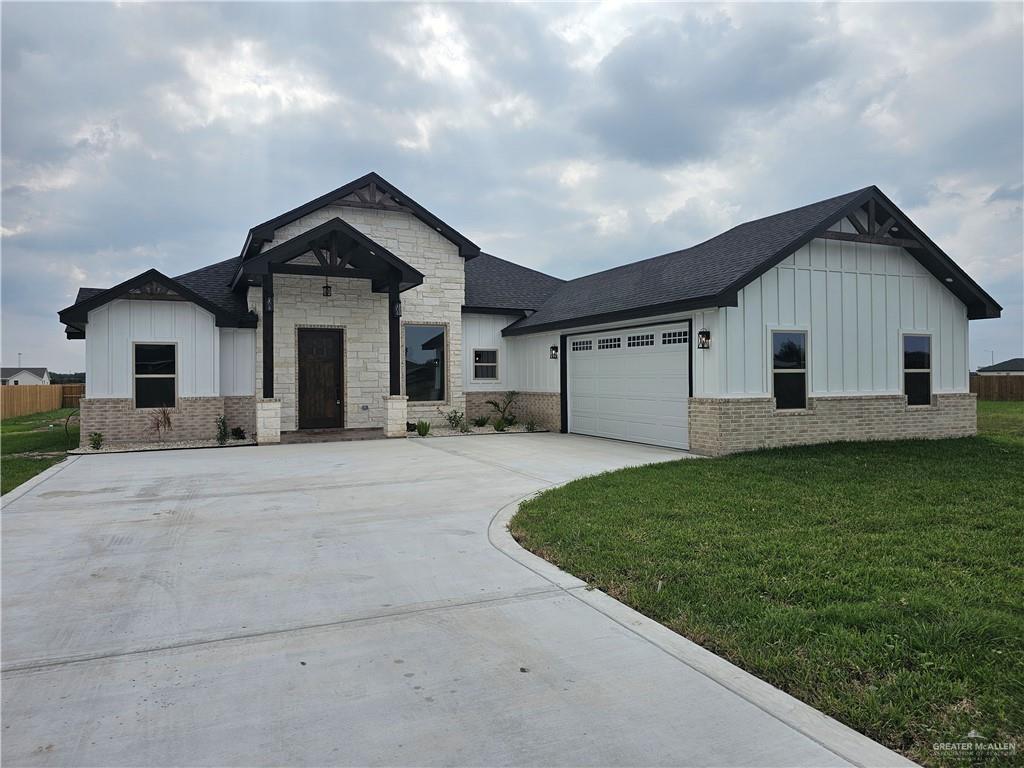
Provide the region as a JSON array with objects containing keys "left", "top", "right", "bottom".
[{"left": 772, "top": 331, "right": 807, "bottom": 410}]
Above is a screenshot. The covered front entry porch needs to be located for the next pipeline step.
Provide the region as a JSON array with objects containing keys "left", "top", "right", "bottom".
[{"left": 233, "top": 217, "right": 424, "bottom": 443}]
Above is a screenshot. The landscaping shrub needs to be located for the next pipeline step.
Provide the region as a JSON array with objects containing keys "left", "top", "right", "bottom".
[
  {"left": 438, "top": 408, "right": 464, "bottom": 430},
  {"left": 88, "top": 432, "right": 104, "bottom": 450},
  {"left": 472, "top": 415, "right": 489, "bottom": 427},
  {"left": 416, "top": 420, "right": 431, "bottom": 437},
  {"left": 216, "top": 416, "right": 228, "bottom": 445},
  {"left": 147, "top": 408, "right": 172, "bottom": 440},
  {"left": 230, "top": 427, "right": 246, "bottom": 440},
  {"left": 493, "top": 418, "right": 507, "bottom": 432},
  {"left": 485, "top": 391, "right": 519, "bottom": 426}
]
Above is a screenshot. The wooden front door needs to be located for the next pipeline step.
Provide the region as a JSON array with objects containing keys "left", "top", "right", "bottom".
[{"left": 298, "top": 329, "right": 343, "bottom": 429}]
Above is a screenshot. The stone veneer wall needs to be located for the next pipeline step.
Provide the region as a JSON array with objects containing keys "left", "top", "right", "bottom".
[
  {"left": 465, "top": 391, "right": 562, "bottom": 432},
  {"left": 79, "top": 397, "right": 226, "bottom": 447},
  {"left": 688, "top": 393, "right": 976, "bottom": 456},
  {"left": 252, "top": 278, "right": 389, "bottom": 432},
  {"left": 256, "top": 204, "right": 465, "bottom": 429}
]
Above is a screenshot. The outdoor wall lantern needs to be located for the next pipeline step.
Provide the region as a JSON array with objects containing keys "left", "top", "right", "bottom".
[
  {"left": 549, "top": 345, "right": 559, "bottom": 360},
  {"left": 697, "top": 328, "right": 711, "bottom": 350},
  {"left": 392, "top": 301, "right": 402, "bottom": 317},
  {"left": 264, "top": 295, "right": 273, "bottom": 313},
  {"left": 322, "top": 282, "right": 332, "bottom": 298}
]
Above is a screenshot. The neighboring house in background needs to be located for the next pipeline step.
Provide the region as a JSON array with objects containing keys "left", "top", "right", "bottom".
[
  {"left": 58, "top": 173, "right": 1001, "bottom": 454},
  {"left": 975, "top": 358, "right": 1024, "bottom": 376},
  {"left": 0, "top": 367, "right": 50, "bottom": 386}
]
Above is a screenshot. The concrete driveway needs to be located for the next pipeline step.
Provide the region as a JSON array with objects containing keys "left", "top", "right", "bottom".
[{"left": 2, "top": 434, "right": 896, "bottom": 767}]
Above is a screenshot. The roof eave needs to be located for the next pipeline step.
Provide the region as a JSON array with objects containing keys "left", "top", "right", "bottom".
[
  {"left": 59, "top": 268, "right": 252, "bottom": 329},
  {"left": 501, "top": 293, "right": 734, "bottom": 337}
]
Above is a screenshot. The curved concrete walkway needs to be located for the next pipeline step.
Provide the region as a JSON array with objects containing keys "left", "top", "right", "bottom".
[{"left": 2, "top": 434, "right": 910, "bottom": 767}]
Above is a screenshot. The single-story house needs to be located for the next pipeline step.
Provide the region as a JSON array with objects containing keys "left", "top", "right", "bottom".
[
  {"left": 975, "top": 357, "right": 1024, "bottom": 376},
  {"left": 1, "top": 367, "right": 50, "bottom": 386},
  {"left": 59, "top": 173, "right": 1001, "bottom": 454}
]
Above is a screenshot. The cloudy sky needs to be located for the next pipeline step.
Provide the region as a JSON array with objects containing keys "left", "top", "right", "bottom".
[{"left": 2, "top": 2, "right": 1021, "bottom": 372}]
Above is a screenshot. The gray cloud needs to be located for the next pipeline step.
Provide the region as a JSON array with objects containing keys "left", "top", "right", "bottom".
[{"left": 1, "top": 1, "right": 1021, "bottom": 372}]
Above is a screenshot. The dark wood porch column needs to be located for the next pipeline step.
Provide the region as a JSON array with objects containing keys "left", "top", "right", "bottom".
[
  {"left": 262, "top": 274, "right": 274, "bottom": 399},
  {"left": 388, "top": 277, "right": 401, "bottom": 395}
]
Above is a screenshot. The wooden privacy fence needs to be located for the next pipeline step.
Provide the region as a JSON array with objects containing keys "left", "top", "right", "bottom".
[
  {"left": 1, "top": 384, "right": 86, "bottom": 419},
  {"left": 970, "top": 375, "right": 1024, "bottom": 401},
  {"left": 61, "top": 384, "right": 85, "bottom": 409}
]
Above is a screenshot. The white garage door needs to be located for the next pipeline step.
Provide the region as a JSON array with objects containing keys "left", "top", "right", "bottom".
[{"left": 568, "top": 324, "right": 690, "bottom": 450}]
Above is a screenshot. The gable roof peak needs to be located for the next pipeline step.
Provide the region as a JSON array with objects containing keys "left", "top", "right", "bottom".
[{"left": 241, "top": 172, "right": 480, "bottom": 262}]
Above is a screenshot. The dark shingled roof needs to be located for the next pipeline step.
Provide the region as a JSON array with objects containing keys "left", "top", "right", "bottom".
[
  {"left": 977, "top": 357, "right": 1024, "bottom": 373},
  {"left": 506, "top": 188, "right": 871, "bottom": 335},
  {"left": 506, "top": 185, "right": 1002, "bottom": 334},
  {"left": 173, "top": 256, "right": 249, "bottom": 319},
  {"left": 464, "top": 253, "right": 564, "bottom": 313},
  {"left": 1, "top": 367, "right": 47, "bottom": 379}
]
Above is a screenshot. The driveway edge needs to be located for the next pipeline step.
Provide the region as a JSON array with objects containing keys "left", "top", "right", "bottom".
[
  {"left": 1, "top": 455, "right": 80, "bottom": 509},
  {"left": 489, "top": 490, "right": 918, "bottom": 768}
]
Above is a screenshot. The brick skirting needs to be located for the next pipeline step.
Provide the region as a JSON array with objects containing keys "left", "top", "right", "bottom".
[
  {"left": 79, "top": 397, "right": 228, "bottom": 447},
  {"left": 223, "top": 396, "right": 257, "bottom": 438},
  {"left": 689, "top": 392, "right": 977, "bottom": 456},
  {"left": 465, "top": 391, "right": 562, "bottom": 432}
]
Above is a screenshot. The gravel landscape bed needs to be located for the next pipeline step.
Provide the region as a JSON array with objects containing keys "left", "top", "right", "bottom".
[
  {"left": 411, "top": 425, "right": 545, "bottom": 437},
  {"left": 70, "top": 438, "right": 255, "bottom": 454}
]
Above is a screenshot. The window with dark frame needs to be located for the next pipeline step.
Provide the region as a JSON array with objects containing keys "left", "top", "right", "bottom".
[
  {"left": 903, "top": 335, "right": 932, "bottom": 406},
  {"left": 405, "top": 325, "right": 446, "bottom": 401},
  {"left": 473, "top": 349, "right": 498, "bottom": 380},
  {"left": 772, "top": 331, "right": 807, "bottom": 410},
  {"left": 134, "top": 343, "right": 176, "bottom": 408}
]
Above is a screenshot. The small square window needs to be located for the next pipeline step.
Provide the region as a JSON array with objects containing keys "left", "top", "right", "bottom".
[
  {"left": 571, "top": 339, "right": 592, "bottom": 352},
  {"left": 597, "top": 337, "right": 621, "bottom": 350},
  {"left": 662, "top": 330, "right": 687, "bottom": 345},
  {"left": 473, "top": 349, "right": 498, "bottom": 380}
]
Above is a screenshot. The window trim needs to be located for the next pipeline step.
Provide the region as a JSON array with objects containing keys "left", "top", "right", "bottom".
[
  {"left": 472, "top": 348, "right": 499, "bottom": 381},
  {"left": 901, "top": 331, "right": 933, "bottom": 407},
  {"left": 402, "top": 321, "right": 449, "bottom": 404},
  {"left": 133, "top": 341, "right": 178, "bottom": 410},
  {"left": 769, "top": 328, "right": 808, "bottom": 411}
]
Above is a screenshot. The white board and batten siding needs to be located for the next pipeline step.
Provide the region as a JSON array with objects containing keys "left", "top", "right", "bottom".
[
  {"left": 86, "top": 299, "right": 234, "bottom": 399},
  {"left": 714, "top": 226, "right": 970, "bottom": 397},
  {"left": 463, "top": 313, "right": 562, "bottom": 393},
  {"left": 219, "top": 328, "right": 256, "bottom": 396}
]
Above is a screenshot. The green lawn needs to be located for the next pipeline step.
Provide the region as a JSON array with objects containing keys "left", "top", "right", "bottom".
[
  {"left": 1, "top": 408, "right": 79, "bottom": 495},
  {"left": 512, "top": 401, "right": 1023, "bottom": 766}
]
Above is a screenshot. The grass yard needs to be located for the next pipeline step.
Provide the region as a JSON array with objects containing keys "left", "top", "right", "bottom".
[
  {"left": 1, "top": 408, "right": 79, "bottom": 495},
  {"left": 512, "top": 401, "right": 1023, "bottom": 766}
]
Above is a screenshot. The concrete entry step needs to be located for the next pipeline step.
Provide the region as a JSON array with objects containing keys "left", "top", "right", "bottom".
[{"left": 279, "top": 427, "right": 386, "bottom": 444}]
